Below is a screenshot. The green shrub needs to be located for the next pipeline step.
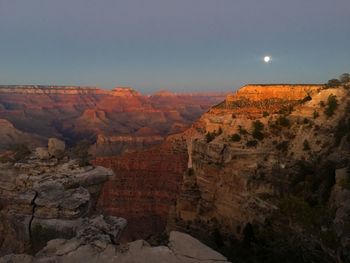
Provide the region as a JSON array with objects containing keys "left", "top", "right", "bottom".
[
  {"left": 303, "top": 140, "right": 311, "bottom": 151},
  {"left": 252, "top": 120, "right": 264, "bottom": 140},
  {"left": 300, "top": 95, "right": 312, "bottom": 103},
  {"left": 279, "top": 196, "right": 317, "bottom": 228},
  {"left": 312, "top": 110, "right": 319, "bottom": 119},
  {"left": 246, "top": 140, "right": 258, "bottom": 147},
  {"left": 276, "top": 116, "right": 290, "bottom": 127},
  {"left": 230, "top": 133, "right": 241, "bottom": 142},
  {"left": 205, "top": 132, "right": 216, "bottom": 143},
  {"left": 205, "top": 127, "right": 223, "bottom": 143},
  {"left": 340, "top": 73, "right": 350, "bottom": 84},
  {"left": 325, "top": 78, "right": 341, "bottom": 88},
  {"left": 324, "top": 94, "right": 338, "bottom": 117},
  {"left": 263, "top": 111, "right": 269, "bottom": 117},
  {"left": 238, "top": 125, "right": 248, "bottom": 135},
  {"left": 276, "top": 141, "right": 289, "bottom": 151},
  {"left": 278, "top": 105, "right": 294, "bottom": 115},
  {"left": 303, "top": 118, "right": 309, "bottom": 124}
]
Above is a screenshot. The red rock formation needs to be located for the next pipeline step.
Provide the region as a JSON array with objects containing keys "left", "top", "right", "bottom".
[
  {"left": 0, "top": 85, "right": 227, "bottom": 155},
  {"left": 92, "top": 140, "right": 188, "bottom": 240},
  {"left": 227, "top": 84, "right": 322, "bottom": 102}
]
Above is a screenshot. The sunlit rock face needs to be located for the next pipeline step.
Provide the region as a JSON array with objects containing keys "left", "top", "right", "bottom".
[
  {"left": 169, "top": 84, "right": 350, "bottom": 261},
  {"left": 92, "top": 140, "right": 188, "bottom": 241},
  {"left": 0, "top": 86, "right": 226, "bottom": 155},
  {"left": 227, "top": 84, "right": 322, "bottom": 101}
]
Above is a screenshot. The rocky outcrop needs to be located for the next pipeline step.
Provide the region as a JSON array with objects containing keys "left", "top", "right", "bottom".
[
  {"left": 47, "top": 138, "right": 66, "bottom": 157},
  {"left": 169, "top": 85, "right": 350, "bottom": 261},
  {"left": 0, "top": 231, "right": 229, "bottom": 263},
  {"left": 330, "top": 168, "right": 350, "bottom": 262},
  {"left": 0, "top": 143, "right": 113, "bottom": 255},
  {"left": 227, "top": 84, "right": 322, "bottom": 102},
  {"left": 111, "top": 87, "right": 141, "bottom": 97},
  {"left": 92, "top": 140, "right": 188, "bottom": 240}
]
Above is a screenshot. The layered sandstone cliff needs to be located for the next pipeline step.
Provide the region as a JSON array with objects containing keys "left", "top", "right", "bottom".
[
  {"left": 92, "top": 140, "right": 188, "bottom": 240},
  {"left": 0, "top": 141, "right": 228, "bottom": 262},
  {"left": 170, "top": 84, "right": 350, "bottom": 262},
  {"left": 0, "top": 85, "right": 226, "bottom": 155},
  {"left": 227, "top": 84, "right": 322, "bottom": 101}
]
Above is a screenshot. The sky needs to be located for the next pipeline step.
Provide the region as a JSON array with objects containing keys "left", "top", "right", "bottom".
[{"left": 0, "top": 0, "right": 349, "bottom": 93}]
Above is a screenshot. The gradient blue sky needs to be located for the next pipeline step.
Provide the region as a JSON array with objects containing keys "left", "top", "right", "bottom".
[{"left": 0, "top": 0, "right": 349, "bottom": 92}]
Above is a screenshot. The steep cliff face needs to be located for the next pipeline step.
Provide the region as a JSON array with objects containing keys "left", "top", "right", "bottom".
[
  {"left": 92, "top": 140, "right": 188, "bottom": 240},
  {"left": 227, "top": 84, "right": 321, "bottom": 101},
  {"left": 171, "top": 85, "right": 350, "bottom": 262},
  {"left": 0, "top": 86, "right": 226, "bottom": 155},
  {"left": 0, "top": 144, "right": 113, "bottom": 255}
]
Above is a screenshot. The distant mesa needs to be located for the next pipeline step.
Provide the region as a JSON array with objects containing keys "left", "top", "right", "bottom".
[
  {"left": 226, "top": 84, "right": 324, "bottom": 102},
  {"left": 0, "top": 85, "right": 102, "bottom": 94},
  {"left": 152, "top": 90, "right": 176, "bottom": 97},
  {"left": 111, "top": 87, "right": 141, "bottom": 97}
]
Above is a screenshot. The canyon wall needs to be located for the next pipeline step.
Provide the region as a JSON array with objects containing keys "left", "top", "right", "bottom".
[
  {"left": 92, "top": 139, "right": 188, "bottom": 240},
  {"left": 226, "top": 84, "right": 322, "bottom": 102},
  {"left": 0, "top": 86, "right": 226, "bottom": 155},
  {"left": 170, "top": 84, "right": 350, "bottom": 262}
]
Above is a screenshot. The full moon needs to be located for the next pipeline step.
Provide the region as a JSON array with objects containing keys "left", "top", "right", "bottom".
[{"left": 264, "top": 56, "right": 271, "bottom": 63}]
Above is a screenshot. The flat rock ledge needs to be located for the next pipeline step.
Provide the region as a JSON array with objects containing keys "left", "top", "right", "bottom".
[{"left": 0, "top": 230, "right": 230, "bottom": 263}]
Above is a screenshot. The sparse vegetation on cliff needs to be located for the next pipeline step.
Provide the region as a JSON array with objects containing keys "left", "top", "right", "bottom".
[
  {"left": 276, "top": 141, "right": 289, "bottom": 151},
  {"left": 325, "top": 72, "right": 350, "bottom": 88},
  {"left": 205, "top": 132, "right": 216, "bottom": 143},
  {"left": 238, "top": 125, "right": 248, "bottom": 135},
  {"left": 246, "top": 140, "right": 258, "bottom": 147},
  {"left": 324, "top": 94, "right": 338, "bottom": 117},
  {"left": 276, "top": 115, "right": 290, "bottom": 127},
  {"left": 303, "top": 140, "right": 311, "bottom": 151},
  {"left": 205, "top": 127, "right": 223, "bottom": 143},
  {"left": 230, "top": 133, "right": 241, "bottom": 142},
  {"left": 278, "top": 105, "right": 294, "bottom": 115},
  {"left": 300, "top": 94, "right": 312, "bottom": 104},
  {"left": 252, "top": 120, "right": 264, "bottom": 140},
  {"left": 279, "top": 196, "right": 318, "bottom": 228},
  {"left": 325, "top": 78, "right": 341, "bottom": 88}
]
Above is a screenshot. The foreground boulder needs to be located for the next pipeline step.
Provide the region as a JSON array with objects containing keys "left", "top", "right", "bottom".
[
  {"left": 0, "top": 154, "right": 113, "bottom": 255},
  {"left": 0, "top": 231, "right": 229, "bottom": 263},
  {"left": 48, "top": 138, "right": 66, "bottom": 158}
]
